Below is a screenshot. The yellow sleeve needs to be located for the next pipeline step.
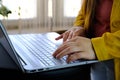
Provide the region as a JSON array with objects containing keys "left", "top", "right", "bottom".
[
  {"left": 73, "top": 0, "right": 87, "bottom": 27},
  {"left": 91, "top": 30, "right": 120, "bottom": 61}
]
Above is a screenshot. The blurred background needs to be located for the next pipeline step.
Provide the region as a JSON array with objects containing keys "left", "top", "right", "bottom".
[{"left": 0, "top": 0, "right": 82, "bottom": 34}]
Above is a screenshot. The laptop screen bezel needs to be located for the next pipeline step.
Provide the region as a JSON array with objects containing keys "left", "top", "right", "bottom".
[{"left": 0, "top": 21, "right": 24, "bottom": 72}]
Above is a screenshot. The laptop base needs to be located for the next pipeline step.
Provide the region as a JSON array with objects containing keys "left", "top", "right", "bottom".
[{"left": 0, "top": 64, "right": 91, "bottom": 80}]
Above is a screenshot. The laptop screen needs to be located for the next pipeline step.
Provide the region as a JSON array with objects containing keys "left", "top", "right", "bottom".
[{"left": 0, "top": 21, "right": 24, "bottom": 71}]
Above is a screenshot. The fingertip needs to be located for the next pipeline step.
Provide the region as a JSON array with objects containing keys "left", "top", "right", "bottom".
[
  {"left": 66, "top": 58, "right": 72, "bottom": 63},
  {"left": 53, "top": 51, "right": 60, "bottom": 59},
  {"left": 52, "top": 52, "right": 56, "bottom": 57},
  {"left": 55, "top": 37, "right": 59, "bottom": 40},
  {"left": 67, "top": 55, "right": 75, "bottom": 63},
  {"left": 55, "top": 35, "right": 63, "bottom": 40},
  {"left": 56, "top": 54, "right": 61, "bottom": 59}
]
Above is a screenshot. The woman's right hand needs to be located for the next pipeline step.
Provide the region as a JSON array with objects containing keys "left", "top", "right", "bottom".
[{"left": 55, "top": 26, "right": 86, "bottom": 42}]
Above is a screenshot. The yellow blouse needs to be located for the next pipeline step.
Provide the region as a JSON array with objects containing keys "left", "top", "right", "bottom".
[{"left": 73, "top": 0, "right": 120, "bottom": 80}]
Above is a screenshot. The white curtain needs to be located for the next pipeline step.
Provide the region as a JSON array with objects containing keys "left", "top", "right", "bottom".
[{"left": 1, "top": 0, "right": 82, "bottom": 34}]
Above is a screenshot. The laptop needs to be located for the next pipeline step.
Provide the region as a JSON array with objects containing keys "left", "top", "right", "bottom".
[{"left": 0, "top": 21, "right": 98, "bottom": 73}]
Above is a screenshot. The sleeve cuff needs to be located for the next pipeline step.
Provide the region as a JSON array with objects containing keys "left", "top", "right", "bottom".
[{"left": 91, "top": 37, "right": 112, "bottom": 61}]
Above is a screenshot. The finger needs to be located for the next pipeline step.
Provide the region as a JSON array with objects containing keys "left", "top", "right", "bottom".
[
  {"left": 63, "top": 31, "right": 70, "bottom": 42},
  {"left": 67, "top": 31, "right": 73, "bottom": 40},
  {"left": 55, "top": 43, "right": 81, "bottom": 59},
  {"left": 52, "top": 43, "right": 68, "bottom": 57},
  {"left": 72, "top": 31, "right": 81, "bottom": 38},
  {"left": 72, "top": 33, "right": 77, "bottom": 38},
  {"left": 53, "top": 41, "right": 75, "bottom": 58},
  {"left": 55, "top": 34, "right": 63, "bottom": 40},
  {"left": 66, "top": 52, "right": 85, "bottom": 63},
  {"left": 55, "top": 47, "right": 72, "bottom": 59}
]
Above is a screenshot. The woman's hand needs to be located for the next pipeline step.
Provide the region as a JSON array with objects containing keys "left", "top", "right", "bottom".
[
  {"left": 53, "top": 36, "right": 96, "bottom": 63},
  {"left": 55, "top": 26, "right": 85, "bottom": 42}
]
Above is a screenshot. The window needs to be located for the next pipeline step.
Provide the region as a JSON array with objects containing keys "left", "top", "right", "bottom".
[
  {"left": 64, "top": 0, "right": 82, "bottom": 17},
  {"left": 48, "top": 0, "right": 52, "bottom": 17},
  {"left": 0, "top": 0, "right": 37, "bottom": 19}
]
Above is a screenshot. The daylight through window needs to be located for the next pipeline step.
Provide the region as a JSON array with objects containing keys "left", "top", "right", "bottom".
[{"left": 0, "top": 0, "right": 36, "bottom": 19}]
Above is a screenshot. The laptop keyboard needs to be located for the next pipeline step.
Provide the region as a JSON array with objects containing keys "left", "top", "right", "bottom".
[{"left": 12, "top": 34, "right": 68, "bottom": 67}]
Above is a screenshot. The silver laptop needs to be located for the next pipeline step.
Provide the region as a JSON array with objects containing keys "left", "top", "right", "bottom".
[{"left": 0, "top": 21, "right": 98, "bottom": 73}]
